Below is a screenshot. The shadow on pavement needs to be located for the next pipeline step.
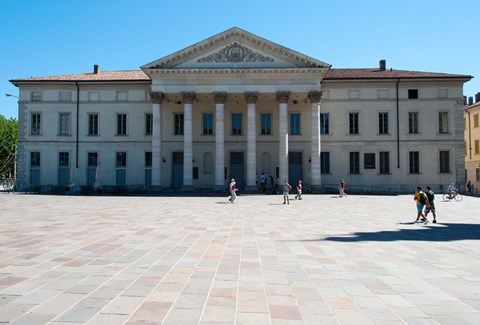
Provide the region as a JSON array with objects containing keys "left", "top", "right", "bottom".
[{"left": 304, "top": 223, "right": 480, "bottom": 242}]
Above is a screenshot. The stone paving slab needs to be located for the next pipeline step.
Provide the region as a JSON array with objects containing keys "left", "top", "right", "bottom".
[{"left": 0, "top": 192, "right": 479, "bottom": 324}]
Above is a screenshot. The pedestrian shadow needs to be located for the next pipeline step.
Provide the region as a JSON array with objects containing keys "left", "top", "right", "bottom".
[{"left": 303, "top": 223, "right": 480, "bottom": 242}]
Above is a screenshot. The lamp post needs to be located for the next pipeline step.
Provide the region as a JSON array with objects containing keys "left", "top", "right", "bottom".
[{"left": 5, "top": 94, "right": 19, "bottom": 99}]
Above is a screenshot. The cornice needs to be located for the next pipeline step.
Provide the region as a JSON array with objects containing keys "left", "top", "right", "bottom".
[{"left": 144, "top": 68, "right": 328, "bottom": 77}]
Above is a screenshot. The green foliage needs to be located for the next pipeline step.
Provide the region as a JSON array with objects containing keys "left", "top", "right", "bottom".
[{"left": 0, "top": 115, "right": 18, "bottom": 178}]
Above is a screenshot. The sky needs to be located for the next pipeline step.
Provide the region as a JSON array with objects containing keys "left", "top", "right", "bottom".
[{"left": 1, "top": 0, "right": 479, "bottom": 119}]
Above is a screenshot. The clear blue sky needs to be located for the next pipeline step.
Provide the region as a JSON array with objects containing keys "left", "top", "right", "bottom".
[{"left": 1, "top": 0, "right": 479, "bottom": 119}]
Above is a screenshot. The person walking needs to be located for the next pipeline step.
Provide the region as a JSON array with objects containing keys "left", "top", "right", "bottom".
[
  {"left": 260, "top": 173, "right": 267, "bottom": 193},
  {"left": 282, "top": 180, "right": 292, "bottom": 205},
  {"left": 466, "top": 180, "right": 472, "bottom": 195},
  {"left": 295, "top": 180, "right": 303, "bottom": 200},
  {"left": 229, "top": 178, "right": 237, "bottom": 203},
  {"left": 339, "top": 179, "right": 347, "bottom": 197},
  {"left": 414, "top": 186, "right": 429, "bottom": 224},
  {"left": 424, "top": 185, "right": 437, "bottom": 224}
]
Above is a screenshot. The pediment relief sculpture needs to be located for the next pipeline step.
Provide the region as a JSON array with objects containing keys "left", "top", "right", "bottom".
[{"left": 197, "top": 42, "right": 274, "bottom": 64}]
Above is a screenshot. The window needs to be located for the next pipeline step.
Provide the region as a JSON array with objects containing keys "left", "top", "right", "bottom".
[
  {"left": 203, "top": 113, "right": 213, "bottom": 135},
  {"left": 379, "top": 152, "right": 390, "bottom": 174},
  {"left": 439, "top": 151, "right": 450, "bottom": 173},
  {"left": 378, "top": 112, "right": 389, "bottom": 134},
  {"left": 290, "top": 113, "right": 301, "bottom": 135},
  {"left": 116, "top": 113, "right": 127, "bottom": 136},
  {"left": 349, "top": 152, "right": 360, "bottom": 174},
  {"left": 232, "top": 113, "right": 242, "bottom": 135},
  {"left": 59, "top": 113, "right": 71, "bottom": 136},
  {"left": 88, "top": 113, "right": 99, "bottom": 136},
  {"left": 31, "top": 113, "right": 41, "bottom": 135},
  {"left": 30, "top": 152, "right": 41, "bottom": 185},
  {"left": 474, "top": 113, "right": 479, "bottom": 128},
  {"left": 349, "top": 113, "right": 359, "bottom": 135},
  {"left": 58, "top": 152, "right": 70, "bottom": 186},
  {"left": 477, "top": 168, "right": 480, "bottom": 181},
  {"left": 145, "top": 113, "right": 153, "bottom": 135},
  {"left": 59, "top": 91, "right": 72, "bottom": 101},
  {"left": 116, "top": 91, "right": 128, "bottom": 101},
  {"left": 261, "top": 113, "right": 271, "bottom": 135},
  {"left": 31, "top": 92, "right": 42, "bottom": 101},
  {"left": 320, "top": 113, "right": 329, "bottom": 135},
  {"left": 475, "top": 140, "right": 479, "bottom": 155},
  {"left": 409, "top": 151, "right": 420, "bottom": 174},
  {"left": 408, "top": 112, "right": 419, "bottom": 134},
  {"left": 116, "top": 152, "right": 127, "bottom": 186},
  {"left": 438, "top": 112, "right": 449, "bottom": 134},
  {"left": 408, "top": 89, "right": 418, "bottom": 99},
  {"left": 88, "top": 92, "right": 100, "bottom": 101},
  {"left": 87, "top": 152, "right": 98, "bottom": 187},
  {"left": 145, "top": 152, "right": 152, "bottom": 167},
  {"left": 174, "top": 114, "right": 184, "bottom": 135},
  {"left": 321, "top": 152, "right": 330, "bottom": 174}
]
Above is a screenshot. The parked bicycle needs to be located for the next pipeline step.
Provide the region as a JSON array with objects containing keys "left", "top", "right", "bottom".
[
  {"left": 0, "top": 178, "right": 15, "bottom": 192},
  {"left": 443, "top": 189, "right": 463, "bottom": 202}
]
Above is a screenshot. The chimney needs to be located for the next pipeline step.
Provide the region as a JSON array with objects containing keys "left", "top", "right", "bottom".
[
  {"left": 379, "top": 59, "right": 386, "bottom": 71},
  {"left": 476, "top": 92, "right": 480, "bottom": 103},
  {"left": 468, "top": 97, "right": 474, "bottom": 105},
  {"left": 93, "top": 64, "right": 100, "bottom": 74},
  {"left": 463, "top": 96, "right": 467, "bottom": 105}
]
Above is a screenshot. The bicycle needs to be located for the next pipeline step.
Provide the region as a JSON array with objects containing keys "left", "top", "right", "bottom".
[
  {"left": 443, "top": 190, "right": 463, "bottom": 202},
  {"left": 0, "top": 178, "right": 15, "bottom": 192}
]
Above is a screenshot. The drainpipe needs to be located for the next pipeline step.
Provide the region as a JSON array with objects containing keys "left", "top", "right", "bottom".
[
  {"left": 396, "top": 78, "right": 400, "bottom": 168},
  {"left": 75, "top": 82, "right": 80, "bottom": 168}
]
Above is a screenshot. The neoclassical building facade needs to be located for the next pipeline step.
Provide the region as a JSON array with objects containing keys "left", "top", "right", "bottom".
[{"left": 11, "top": 27, "right": 472, "bottom": 193}]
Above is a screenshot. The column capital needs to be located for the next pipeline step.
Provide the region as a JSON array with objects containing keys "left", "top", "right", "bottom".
[
  {"left": 181, "top": 92, "right": 196, "bottom": 104},
  {"left": 213, "top": 92, "right": 227, "bottom": 104},
  {"left": 245, "top": 92, "right": 258, "bottom": 104},
  {"left": 308, "top": 91, "right": 323, "bottom": 103},
  {"left": 149, "top": 91, "right": 165, "bottom": 104},
  {"left": 276, "top": 91, "right": 291, "bottom": 103}
]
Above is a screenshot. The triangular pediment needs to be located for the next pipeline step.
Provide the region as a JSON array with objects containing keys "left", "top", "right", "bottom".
[{"left": 141, "top": 27, "right": 331, "bottom": 70}]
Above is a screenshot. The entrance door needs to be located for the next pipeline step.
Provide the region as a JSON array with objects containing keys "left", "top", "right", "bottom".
[
  {"left": 172, "top": 152, "right": 183, "bottom": 190},
  {"left": 288, "top": 151, "right": 303, "bottom": 184},
  {"left": 230, "top": 152, "right": 244, "bottom": 190}
]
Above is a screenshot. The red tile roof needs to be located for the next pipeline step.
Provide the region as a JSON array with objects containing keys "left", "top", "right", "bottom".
[{"left": 10, "top": 68, "right": 472, "bottom": 83}]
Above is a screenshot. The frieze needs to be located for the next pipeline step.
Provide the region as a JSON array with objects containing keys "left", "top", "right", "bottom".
[
  {"left": 276, "top": 91, "right": 291, "bottom": 103},
  {"left": 308, "top": 91, "right": 322, "bottom": 103},
  {"left": 149, "top": 91, "right": 165, "bottom": 103},
  {"left": 197, "top": 42, "right": 274, "bottom": 64},
  {"left": 244, "top": 92, "right": 258, "bottom": 104},
  {"left": 213, "top": 92, "right": 227, "bottom": 104}
]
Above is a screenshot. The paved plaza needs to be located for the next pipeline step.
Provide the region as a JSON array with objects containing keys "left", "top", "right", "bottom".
[{"left": 0, "top": 192, "right": 479, "bottom": 325}]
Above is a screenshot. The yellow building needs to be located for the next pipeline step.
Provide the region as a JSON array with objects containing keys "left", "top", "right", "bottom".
[{"left": 465, "top": 93, "right": 480, "bottom": 194}]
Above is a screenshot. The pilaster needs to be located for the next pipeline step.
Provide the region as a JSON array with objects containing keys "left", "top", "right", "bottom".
[
  {"left": 182, "top": 92, "right": 195, "bottom": 190},
  {"left": 245, "top": 92, "right": 258, "bottom": 191},
  {"left": 308, "top": 91, "right": 322, "bottom": 192},
  {"left": 277, "top": 91, "right": 290, "bottom": 183},
  {"left": 150, "top": 91, "right": 164, "bottom": 191},
  {"left": 214, "top": 92, "right": 226, "bottom": 191}
]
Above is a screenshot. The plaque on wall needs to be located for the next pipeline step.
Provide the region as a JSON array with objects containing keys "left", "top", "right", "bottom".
[{"left": 364, "top": 153, "right": 375, "bottom": 169}]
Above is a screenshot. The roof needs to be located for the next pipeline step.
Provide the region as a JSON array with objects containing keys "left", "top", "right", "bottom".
[
  {"left": 10, "top": 68, "right": 472, "bottom": 84},
  {"left": 324, "top": 68, "right": 472, "bottom": 80},
  {"left": 465, "top": 101, "right": 480, "bottom": 111}
]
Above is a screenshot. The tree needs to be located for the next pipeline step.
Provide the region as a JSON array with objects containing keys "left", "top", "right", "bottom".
[{"left": 0, "top": 115, "right": 18, "bottom": 178}]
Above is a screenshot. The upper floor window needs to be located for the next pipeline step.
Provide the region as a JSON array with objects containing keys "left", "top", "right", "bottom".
[
  {"left": 349, "top": 112, "right": 359, "bottom": 135},
  {"left": 320, "top": 113, "right": 329, "bottom": 135},
  {"left": 475, "top": 140, "right": 479, "bottom": 155},
  {"left": 438, "top": 112, "right": 449, "bottom": 134},
  {"left": 145, "top": 113, "right": 153, "bottom": 135},
  {"left": 59, "top": 113, "right": 71, "bottom": 136},
  {"left": 408, "top": 89, "right": 418, "bottom": 99},
  {"left": 59, "top": 91, "right": 72, "bottom": 101},
  {"left": 116, "top": 91, "right": 128, "bottom": 101},
  {"left": 116, "top": 113, "right": 127, "bottom": 136},
  {"left": 203, "top": 113, "right": 213, "bottom": 135},
  {"left": 378, "top": 112, "right": 389, "bottom": 134},
  {"left": 474, "top": 113, "right": 479, "bottom": 128},
  {"left": 289, "top": 113, "right": 301, "bottom": 135},
  {"left": 408, "top": 112, "right": 419, "bottom": 134},
  {"left": 31, "top": 113, "right": 41, "bottom": 135},
  {"left": 261, "top": 113, "right": 271, "bottom": 135},
  {"left": 174, "top": 113, "right": 184, "bottom": 135},
  {"left": 232, "top": 113, "right": 242, "bottom": 135},
  {"left": 88, "top": 113, "right": 99, "bottom": 136},
  {"left": 31, "top": 92, "right": 42, "bottom": 102}
]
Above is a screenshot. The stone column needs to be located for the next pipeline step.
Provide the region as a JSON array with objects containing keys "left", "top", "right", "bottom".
[
  {"left": 245, "top": 92, "right": 258, "bottom": 191},
  {"left": 214, "top": 92, "right": 226, "bottom": 191},
  {"left": 182, "top": 92, "right": 195, "bottom": 190},
  {"left": 277, "top": 91, "right": 290, "bottom": 183},
  {"left": 309, "top": 91, "right": 322, "bottom": 192},
  {"left": 150, "top": 91, "right": 164, "bottom": 190}
]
